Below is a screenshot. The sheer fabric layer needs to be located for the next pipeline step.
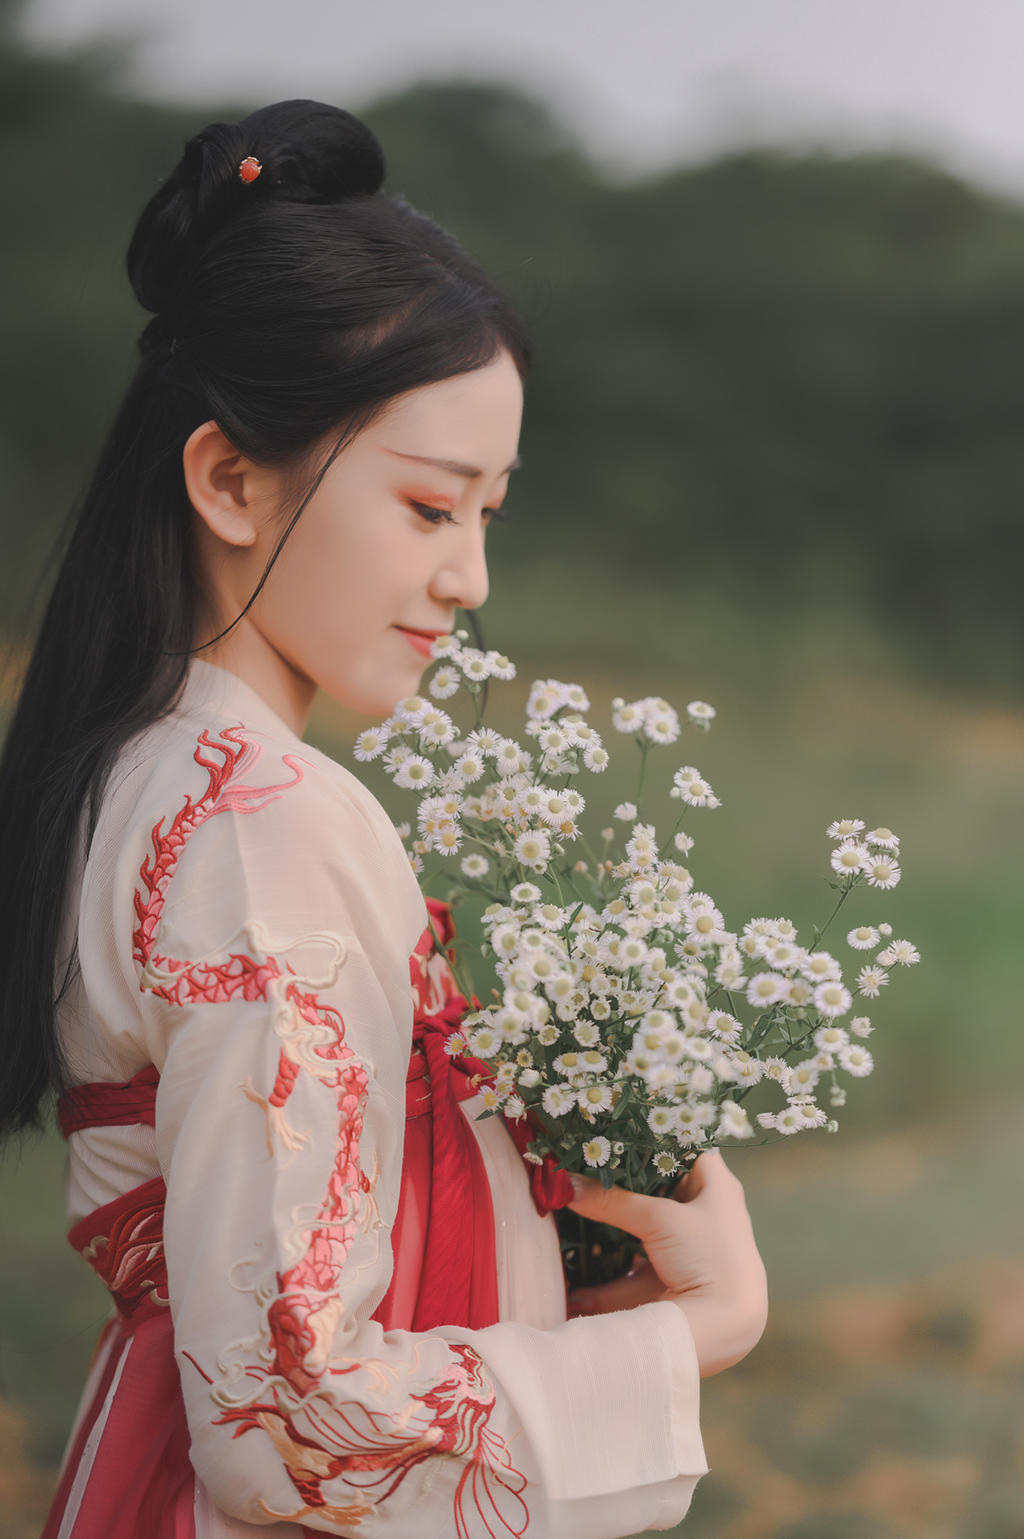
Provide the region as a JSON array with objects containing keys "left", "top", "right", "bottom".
[{"left": 47, "top": 658, "right": 709, "bottom": 1537}]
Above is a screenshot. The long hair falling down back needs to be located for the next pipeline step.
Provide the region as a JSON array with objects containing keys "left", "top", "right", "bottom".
[{"left": 0, "top": 98, "right": 531, "bottom": 1141}]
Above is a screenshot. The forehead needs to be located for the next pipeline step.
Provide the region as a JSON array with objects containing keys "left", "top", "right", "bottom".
[{"left": 366, "top": 353, "right": 523, "bottom": 467}]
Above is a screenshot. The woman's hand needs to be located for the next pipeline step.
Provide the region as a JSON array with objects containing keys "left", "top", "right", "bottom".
[{"left": 564, "top": 1149, "right": 769, "bottom": 1378}]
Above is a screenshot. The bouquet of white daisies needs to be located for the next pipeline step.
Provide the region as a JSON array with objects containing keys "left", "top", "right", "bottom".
[{"left": 355, "top": 632, "right": 919, "bottom": 1285}]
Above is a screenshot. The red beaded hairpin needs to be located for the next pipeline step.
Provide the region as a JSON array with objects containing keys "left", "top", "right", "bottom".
[{"left": 238, "top": 156, "right": 262, "bottom": 184}]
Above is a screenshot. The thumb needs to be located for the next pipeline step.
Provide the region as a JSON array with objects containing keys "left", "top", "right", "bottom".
[{"left": 564, "top": 1173, "right": 663, "bottom": 1240}]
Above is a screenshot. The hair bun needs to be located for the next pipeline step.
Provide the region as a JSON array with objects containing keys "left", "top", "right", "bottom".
[
  {"left": 128, "top": 99, "right": 386, "bottom": 319},
  {"left": 245, "top": 99, "right": 386, "bottom": 203}
]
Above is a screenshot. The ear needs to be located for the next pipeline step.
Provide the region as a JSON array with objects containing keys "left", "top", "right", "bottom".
[{"left": 182, "top": 420, "right": 277, "bottom": 549}]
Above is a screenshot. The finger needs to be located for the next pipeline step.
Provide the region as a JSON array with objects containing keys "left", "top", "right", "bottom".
[
  {"left": 564, "top": 1174, "right": 664, "bottom": 1239},
  {"left": 670, "top": 1147, "right": 730, "bottom": 1202},
  {"left": 567, "top": 1265, "right": 666, "bottom": 1317}
]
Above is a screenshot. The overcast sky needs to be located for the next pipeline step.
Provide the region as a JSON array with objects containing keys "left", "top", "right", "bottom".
[{"left": 17, "top": 0, "right": 1024, "bottom": 195}]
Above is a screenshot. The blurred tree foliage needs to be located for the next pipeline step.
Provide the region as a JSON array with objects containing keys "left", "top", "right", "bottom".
[{"left": 2, "top": 0, "right": 1022, "bottom": 687}]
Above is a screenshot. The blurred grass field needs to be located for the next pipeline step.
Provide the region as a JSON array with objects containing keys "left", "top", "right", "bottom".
[{"left": 2, "top": 580, "right": 1022, "bottom": 1537}]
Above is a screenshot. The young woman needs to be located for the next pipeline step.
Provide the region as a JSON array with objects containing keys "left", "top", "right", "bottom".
[{"left": 0, "top": 99, "right": 767, "bottom": 1537}]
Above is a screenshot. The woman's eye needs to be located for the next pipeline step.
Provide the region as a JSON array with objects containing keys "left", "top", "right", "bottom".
[
  {"left": 409, "top": 500, "right": 512, "bottom": 526},
  {"left": 410, "top": 501, "right": 457, "bottom": 526}
]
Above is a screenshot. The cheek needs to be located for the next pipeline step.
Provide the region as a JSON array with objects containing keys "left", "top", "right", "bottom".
[{"left": 256, "top": 498, "right": 429, "bottom": 702}]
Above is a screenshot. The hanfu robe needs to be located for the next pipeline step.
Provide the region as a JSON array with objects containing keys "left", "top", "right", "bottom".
[{"left": 42, "top": 657, "right": 709, "bottom": 1538}]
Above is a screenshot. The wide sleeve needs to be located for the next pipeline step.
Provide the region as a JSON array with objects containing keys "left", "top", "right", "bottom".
[{"left": 128, "top": 725, "right": 709, "bottom": 1536}]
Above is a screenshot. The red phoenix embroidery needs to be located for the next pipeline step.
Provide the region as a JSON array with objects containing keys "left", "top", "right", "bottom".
[{"left": 135, "top": 724, "right": 529, "bottom": 1533}]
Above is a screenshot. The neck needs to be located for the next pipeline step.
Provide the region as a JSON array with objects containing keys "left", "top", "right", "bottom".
[{"left": 191, "top": 621, "right": 315, "bottom": 737}]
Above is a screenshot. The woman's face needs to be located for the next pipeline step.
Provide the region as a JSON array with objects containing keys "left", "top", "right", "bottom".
[{"left": 191, "top": 348, "right": 523, "bottom": 731}]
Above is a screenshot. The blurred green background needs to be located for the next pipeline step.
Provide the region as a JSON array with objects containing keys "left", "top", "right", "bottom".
[{"left": 1, "top": 3, "right": 1022, "bottom": 1536}]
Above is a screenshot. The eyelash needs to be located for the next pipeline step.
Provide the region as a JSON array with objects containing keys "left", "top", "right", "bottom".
[{"left": 410, "top": 501, "right": 511, "bottom": 526}]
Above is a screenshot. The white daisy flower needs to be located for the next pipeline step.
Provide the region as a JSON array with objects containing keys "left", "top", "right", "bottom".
[
  {"left": 706, "top": 1010, "right": 742, "bottom": 1041},
  {"left": 433, "top": 824, "right": 462, "bottom": 855},
  {"left": 850, "top": 1015, "right": 873, "bottom": 1037},
  {"left": 463, "top": 727, "right": 503, "bottom": 759},
  {"left": 467, "top": 1025, "right": 500, "bottom": 1056},
  {"left": 813, "top": 1025, "right": 849, "bottom": 1054},
  {"left": 455, "top": 752, "right": 485, "bottom": 785},
  {"left": 813, "top": 981, "right": 852, "bottom": 1019},
  {"left": 866, "top": 826, "right": 900, "bottom": 849},
  {"left": 865, "top": 854, "right": 901, "bottom": 890},
  {"left": 513, "top": 829, "right": 552, "bottom": 869},
  {"left": 383, "top": 744, "right": 413, "bottom": 771},
  {"left": 830, "top": 841, "right": 870, "bottom": 877},
  {"left": 827, "top": 818, "right": 865, "bottom": 840},
  {"left": 612, "top": 701, "right": 646, "bottom": 734},
  {"left": 794, "top": 1100, "right": 827, "bottom": 1128},
  {"left": 459, "top": 650, "right": 493, "bottom": 682},
  {"left": 537, "top": 792, "right": 575, "bottom": 830},
  {"left": 573, "top": 1021, "right": 601, "bottom": 1047},
  {"left": 774, "top": 1106, "right": 805, "bottom": 1135},
  {"left": 838, "top": 1043, "right": 875, "bottom": 1077},
  {"left": 417, "top": 710, "right": 456, "bottom": 748},
  {"left": 846, "top": 925, "right": 880, "bottom": 950},
  {"left": 645, "top": 708, "right": 681, "bottom": 745},
  {"left": 562, "top": 683, "right": 590, "bottom": 711},
  {"left": 533, "top": 903, "right": 566, "bottom": 931},
  {"left": 509, "top": 881, "right": 541, "bottom": 905},
  {"left": 787, "top": 977, "right": 816, "bottom": 1007},
  {"left": 393, "top": 754, "right": 435, "bottom": 790},
  {"left": 879, "top": 938, "right": 920, "bottom": 966},
  {"left": 578, "top": 1084, "right": 614, "bottom": 1115},
  {"left": 672, "top": 767, "right": 715, "bottom": 807},
  {"left": 427, "top": 665, "right": 461, "bottom": 699},
  {"left": 460, "top": 853, "right": 490, "bottom": 879},
  {"left": 583, "top": 744, "right": 609, "bottom": 772},
  {"left": 582, "top": 1136, "right": 612, "bottom": 1168},
  {"left": 647, "top": 1105, "right": 678, "bottom": 1135},
  {"left": 856, "top": 965, "right": 890, "bottom": 997},
  {"left": 653, "top": 1151, "right": 681, "bottom": 1177},
  {"left": 542, "top": 1084, "right": 576, "bottom": 1116},
  {"left": 686, "top": 700, "right": 716, "bottom": 726},
  {"left": 746, "top": 972, "right": 788, "bottom": 1008},
  {"left": 527, "top": 679, "right": 570, "bottom": 718},
  {"left": 730, "top": 1052, "right": 764, "bottom": 1086},
  {"left": 429, "top": 634, "right": 460, "bottom": 658},
  {"left": 537, "top": 1024, "right": 560, "bottom": 1047},
  {"left": 783, "top": 1059, "right": 821, "bottom": 1095},
  {"left": 614, "top": 802, "right": 638, "bottom": 822},
  {"left": 879, "top": 922, "right": 893, "bottom": 937},
  {"left": 763, "top": 939, "right": 804, "bottom": 971},
  {"left": 718, "top": 1101, "right": 754, "bottom": 1139},
  {"left": 801, "top": 951, "right": 843, "bottom": 983},
  {"left": 487, "top": 652, "right": 516, "bottom": 680},
  {"left": 494, "top": 739, "right": 530, "bottom": 775},
  {"left": 537, "top": 725, "right": 571, "bottom": 756},
  {"left": 354, "top": 725, "right": 391, "bottom": 761}
]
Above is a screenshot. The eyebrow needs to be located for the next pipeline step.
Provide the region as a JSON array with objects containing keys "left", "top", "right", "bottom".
[{"left": 382, "top": 449, "right": 522, "bottom": 478}]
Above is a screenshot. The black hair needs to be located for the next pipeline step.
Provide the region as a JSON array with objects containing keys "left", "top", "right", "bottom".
[{"left": 0, "top": 98, "right": 532, "bottom": 1141}]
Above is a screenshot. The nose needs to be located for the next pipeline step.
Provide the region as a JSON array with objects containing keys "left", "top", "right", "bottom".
[{"left": 428, "top": 520, "right": 490, "bottom": 613}]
